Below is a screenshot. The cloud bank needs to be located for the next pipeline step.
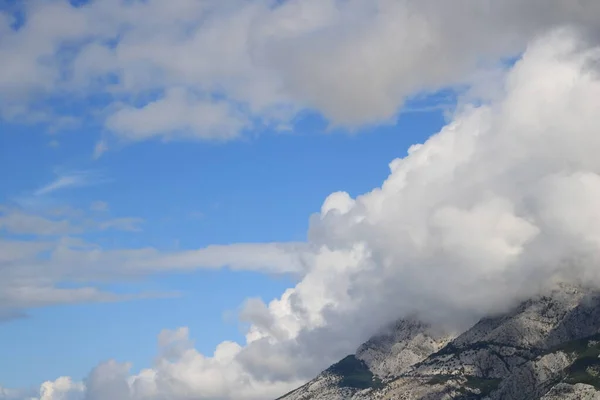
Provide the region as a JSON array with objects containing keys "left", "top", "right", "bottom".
[
  {"left": 2, "top": 0, "right": 600, "bottom": 141},
  {"left": 10, "top": 26, "right": 600, "bottom": 400}
]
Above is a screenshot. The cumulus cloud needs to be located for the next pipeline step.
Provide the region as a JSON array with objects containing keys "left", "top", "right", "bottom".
[
  {"left": 2, "top": 0, "right": 600, "bottom": 142},
  {"left": 12, "top": 26, "right": 600, "bottom": 400},
  {"left": 39, "top": 377, "right": 84, "bottom": 400},
  {"left": 106, "top": 88, "right": 248, "bottom": 141}
]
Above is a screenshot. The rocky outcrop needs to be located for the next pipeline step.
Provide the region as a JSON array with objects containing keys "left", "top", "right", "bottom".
[
  {"left": 541, "top": 383, "right": 600, "bottom": 400},
  {"left": 356, "top": 319, "right": 455, "bottom": 378}
]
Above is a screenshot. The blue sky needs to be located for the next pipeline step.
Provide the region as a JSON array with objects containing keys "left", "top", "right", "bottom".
[{"left": 0, "top": 102, "right": 445, "bottom": 388}]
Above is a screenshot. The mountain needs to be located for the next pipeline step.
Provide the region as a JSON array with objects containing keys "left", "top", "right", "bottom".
[{"left": 276, "top": 284, "right": 600, "bottom": 400}]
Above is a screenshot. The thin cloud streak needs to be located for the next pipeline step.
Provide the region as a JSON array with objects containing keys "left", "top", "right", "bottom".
[{"left": 34, "top": 171, "right": 97, "bottom": 196}]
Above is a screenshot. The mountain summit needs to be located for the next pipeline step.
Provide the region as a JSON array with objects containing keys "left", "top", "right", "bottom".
[{"left": 277, "top": 284, "right": 600, "bottom": 399}]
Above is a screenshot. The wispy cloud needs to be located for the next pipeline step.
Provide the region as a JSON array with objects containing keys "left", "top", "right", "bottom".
[
  {"left": 0, "top": 309, "right": 29, "bottom": 323},
  {"left": 90, "top": 201, "right": 109, "bottom": 212},
  {"left": 34, "top": 170, "right": 105, "bottom": 197},
  {"left": 35, "top": 172, "right": 88, "bottom": 196},
  {"left": 189, "top": 211, "right": 205, "bottom": 220},
  {"left": 0, "top": 235, "right": 307, "bottom": 321},
  {"left": 0, "top": 206, "right": 144, "bottom": 236},
  {"left": 92, "top": 140, "right": 108, "bottom": 160},
  {"left": 0, "top": 210, "right": 78, "bottom": 236},
  {"left": 98, "top": 217, "right": 144, "bottom": 232}
]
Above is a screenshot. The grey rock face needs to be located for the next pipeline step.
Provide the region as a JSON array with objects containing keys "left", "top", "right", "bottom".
[
  {"left": 278, "top": 320, "right": 452, "bottom": 400},
  {"left": 276, "top": 284, "right": 600, "bottom": 400},
  {"left": 541, "top": 383, "right": 600, "bottom": 400},
  {"left": 356, "top": 319, "right": 455, "bottom": 378}
]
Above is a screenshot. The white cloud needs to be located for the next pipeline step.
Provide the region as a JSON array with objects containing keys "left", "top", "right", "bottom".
[
  {"left": 92, "top": 141, "right": 108, "bottom": 160},
  {"left": 2, "top": 0, "right": 600, "bottom": 143},
  {"left": 34, "top": 170, "right": 99, "bottom": 197},
  {"left": 0, "top": 203, "right": 313, "bottom": 318},
  {"left": 98, "top": 217, "right": 144, "bottom": 232},
  {"left": 0, "top": 385, "right": 34, "bottom": 400},
  {"left": 0, "top": 209, "right": 77, "bottom": 236},
  {"left": 24, "top": 329, "right": 302, "bottom": 400},
  {"left": 0, "top": 231, "right": 309, "bottom": 318},
  {"left": 106, "top": 87, "right": 249, "bottom": 141},
  {"left": 39, "top": 377, "right": 84, "bottom": 400},
  {"left": 0, "top": 206, "right": 143, "bottom": 236},
  {"left": 134, "top": 243, "right": 311, "bottom": 275},
  {"left": 13, "top": 27, "right": 600, "bottom": 400}
]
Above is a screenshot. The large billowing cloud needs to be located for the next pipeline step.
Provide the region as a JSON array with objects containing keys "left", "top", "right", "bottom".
[
  {"left": 2, "top": 0, "right": 600, "bottom": 140},
  {"left": 19, "top": 27, "right": 600, "bottom": 400}
]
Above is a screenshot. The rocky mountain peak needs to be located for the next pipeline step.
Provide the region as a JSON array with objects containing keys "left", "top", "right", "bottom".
[
  {"left": 356, "top": 318, "right": 455, "bottom": 378},
  {"left": 276, "top": 283, "right": 600, "bottom": 400},
  {"left": 451, "top": 283, "right": 597, "bottom": 350}
]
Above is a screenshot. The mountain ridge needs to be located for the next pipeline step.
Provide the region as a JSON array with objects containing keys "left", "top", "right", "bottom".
[{"left": 276, "top": 283, "right": 600, "bottom": 400}]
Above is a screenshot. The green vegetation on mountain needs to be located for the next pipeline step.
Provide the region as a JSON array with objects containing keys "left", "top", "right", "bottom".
[{"left": 327, "top": 355, "right": 384, "bottom": 390}]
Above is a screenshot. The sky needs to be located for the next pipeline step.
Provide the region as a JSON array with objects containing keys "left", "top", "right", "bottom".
[
  {"left": 0, "top": 94, "right": 444, "bottom": 389},
  {"left": 2, "top": 1, "right": 600, "bottom": 400}
]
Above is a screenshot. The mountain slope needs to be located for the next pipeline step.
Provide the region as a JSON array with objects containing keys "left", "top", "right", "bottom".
[
  {"left": 276, "top": 284, "right": 600, "bottom": 400},
  {"left": 276, "top": 319, "right": 454, "bottom": 400}
]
